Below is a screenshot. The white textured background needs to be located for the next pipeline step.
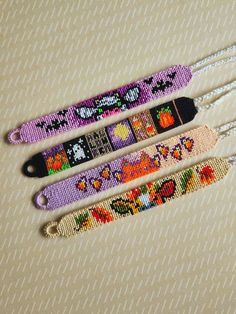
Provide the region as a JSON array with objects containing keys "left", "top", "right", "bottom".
[{"left": 0, "top": 1, "right": 236, "bottom": 313}]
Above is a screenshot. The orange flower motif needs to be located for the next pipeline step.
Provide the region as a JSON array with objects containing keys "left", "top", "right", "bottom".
[{"left": 159, "top": 147, "right": 169, "bottom": 158}]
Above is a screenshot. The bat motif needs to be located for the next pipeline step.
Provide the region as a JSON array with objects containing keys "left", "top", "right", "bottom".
[
  {"left": 144, "top": 72, "right": 176, "bottom": 94},
  {"left": 58, "top": 109, "right": 68, "bottom": 117},
  {"left": 36, "top": 121, "right": 46, "bottom": 128},
  {"left": 152, "top": 80, "right": 173, "bottom": 93},
  {"left": 143, "top": 77, "right": 153, "bottom": 85},
  {"left": 36, "top": 115, "right": 69, "bottom": 132},
  {"left": 167, "top": 71, "right": 176, "bottom": 79},
  {"left": 45, "top": 119, "right": 68, "bottom": 132}
]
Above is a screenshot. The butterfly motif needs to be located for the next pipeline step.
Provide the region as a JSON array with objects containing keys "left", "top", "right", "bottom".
[{"left": 180, "top": 137, "right": 194, "bottom": 152}]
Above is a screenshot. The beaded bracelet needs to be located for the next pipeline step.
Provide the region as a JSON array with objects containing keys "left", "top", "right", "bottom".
[
  {"left": 44, "top": 156, "right": 236, "bottom": 238},
  {"left": 35, "top": 120, "right": 236, "bottom": 210},
  {"left": 23, "top": 80, "right": 236, "bottom": 177},
  {"left": 8, "top": 44, "right": 236, "bottom": 145}
]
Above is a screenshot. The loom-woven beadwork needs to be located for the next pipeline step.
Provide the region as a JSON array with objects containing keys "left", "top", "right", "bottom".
[
  {"left": 44, "top": 157, "right": 231, "bottom": 238},
  {"left": 35, "top": 125, "right": 218, "bottom": 210},
  {"left": 106, "top": 119, "right": 136, "bottom": 150},
  {"left": 8, "top": 44, "right": 236, "bottom": 145},
  {"left": 23, "top": 97, "right": 197, "bottom": 177},
  {"left": 8, "top": 65, "right": 192, "bottom": 144},
  {"left": 129, "top": 110, "right": 157, "bottom": 141},
  {"left": 85, "top": 129, "right": 113, "bottom": 158}
]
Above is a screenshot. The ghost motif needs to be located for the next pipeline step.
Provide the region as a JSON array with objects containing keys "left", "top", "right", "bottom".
[{"left": 67, "top": 143, "right": 86, "bottom": 161}]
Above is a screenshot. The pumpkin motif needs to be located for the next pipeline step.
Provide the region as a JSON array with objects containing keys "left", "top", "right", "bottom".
[
  {"left": 45, "top": 150, "right": 70, "bottom": 174},
  {"left": 156, "top": 106, "right": 175, "bottom": 128},
  {"left": 52, "top": 160, "right": 62, "bottom": 171}
]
